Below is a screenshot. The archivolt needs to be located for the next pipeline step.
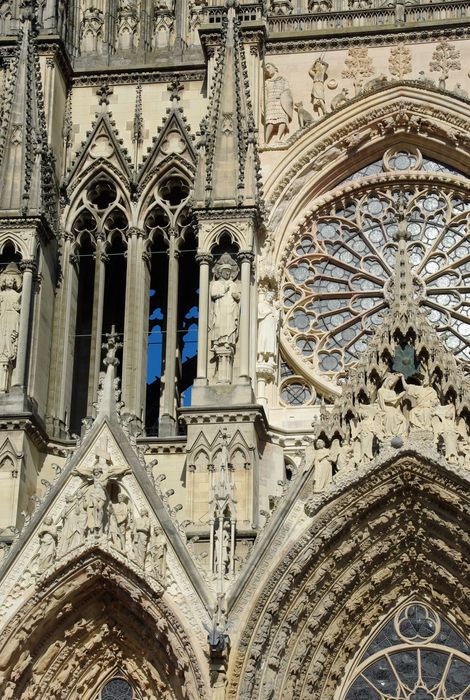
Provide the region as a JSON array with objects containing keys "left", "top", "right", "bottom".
[
  {"left": 228, "top": 454, "right": 470, "bottom": 700},
  {"left": 0, "top": 549, "right": 208, "bottom": 699}
]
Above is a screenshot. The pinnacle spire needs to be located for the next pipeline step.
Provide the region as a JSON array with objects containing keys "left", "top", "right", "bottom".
[
  {"left": 194, "top": 1, "right": 261, "bottom": 209},
  {"left": 95, "top": 327, "right": 123, "bottom": 420},
  {"left": 0, "top": 10, "right": 56, "bottom": 222}
]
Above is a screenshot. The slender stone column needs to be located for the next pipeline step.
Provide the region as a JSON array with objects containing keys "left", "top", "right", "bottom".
[
  {"left": 122, "top": 228, "right": 149, "bottom": 424},
  {"left": 86, "top": 237, "right": 107, "bottom": 416},
  {"left": 195, "top": 252, "right": 212, "bottom": 383},
  {"left": 14, "top": 259, "right": 36, "bottom": 388},
  {"left": 159, "top": 231, "right": 180, "bottom": 436},
  {"left": 238, "top": 251, "right": 253, "bottom": 382}
]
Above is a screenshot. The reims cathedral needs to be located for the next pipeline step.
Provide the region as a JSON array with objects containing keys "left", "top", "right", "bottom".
[{"left": 0, "top": 0, "right": 468, "bottom": 697}]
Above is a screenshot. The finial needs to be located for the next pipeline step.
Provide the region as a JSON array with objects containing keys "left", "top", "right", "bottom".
[
  {"left": 168, "top": 80, "right": 183, "bottom": 109},
  {"left": 97, "top": 83, "right": 113, "bottom": 110},
  {"left": 103, "top": 325, "right": 122, "bottom": 368}
]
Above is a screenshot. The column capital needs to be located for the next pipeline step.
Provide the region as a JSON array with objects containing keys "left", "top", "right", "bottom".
[
  {"left": 127, "top": 226, "right": 144, "bottom": 239},
  {"left": 238, "top": 250, "right": 255, "bottom": 264},
  {"left": 196, "top": 252, "right": 213, "bottom": 265},
  {"left": 19, "top": 258, "right": 37, "bottom": 274}
]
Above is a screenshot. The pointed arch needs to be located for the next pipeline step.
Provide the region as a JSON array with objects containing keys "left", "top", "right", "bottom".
[
  {"left": 0, "top": 549, "right": 208, "bottom": 699},
  {"left": 227, "top": 453, "right": 470, "bottom": 699}
]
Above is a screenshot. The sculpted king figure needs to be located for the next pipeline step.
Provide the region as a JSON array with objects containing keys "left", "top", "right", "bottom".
[
  {"left": 210, "top": 253, "right": 240, "bottom": 384},
  {"left": 0, "top": 263, "right": 22, "bottom": 392},
  {"left": 257, "top": 289, "right": 281, "bottom": 364}
]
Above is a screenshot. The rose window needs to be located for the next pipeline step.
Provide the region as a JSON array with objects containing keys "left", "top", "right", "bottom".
[
  {"left": 343, "top": 603, "right": 470, "bottom": 700},
  {"left": 281, "top": 150, "right": 470, "bottom": 398}
]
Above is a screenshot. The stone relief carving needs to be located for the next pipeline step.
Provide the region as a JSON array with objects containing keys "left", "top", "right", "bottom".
[
  {"left": 264, "top": 62, "right": 293, "bottom": 143},
  {"left": 210, "top": 253, "right": 240, "bottom": 384},
  {"left": 309, "top": 57, "right": 328, "bottom": 118},
  {"left": 429, "top": 37, "right": 461, "bottom": 90},
  {"left": 270, "top": 0, "right": 293, "bottom": 13},
  {"left": 389, "top": 44, "right": 412, "bottom": 79},
  {"left": 294, "top": 101, "right": 314, "bottom": 128},
  {"left": 37, "top": 517, "right": 58, "bottom": 575},
  {"left": 342, "top": 46, "right": 374, "bottom": 95},
  {"left": 0, "top": 263, "right": 22, "bottom": 393}
]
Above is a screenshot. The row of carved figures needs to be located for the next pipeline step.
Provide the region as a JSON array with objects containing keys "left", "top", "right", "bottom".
[
  {"left": 308, "top": 373, "right": 470, "bottom": 493},
  {"left": 264, "top": 38, "right": 464, "bottom": 142},
  {"left": 36, "top": 458, "right": 167, "bottom": 581}
]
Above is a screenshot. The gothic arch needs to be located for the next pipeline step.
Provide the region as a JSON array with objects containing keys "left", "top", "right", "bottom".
[
  {"left": 0, "top": 549, "right": 208, "bottom": 699},
  {"left": 227, "top": 453, "right": 470, "bottom": 700}
]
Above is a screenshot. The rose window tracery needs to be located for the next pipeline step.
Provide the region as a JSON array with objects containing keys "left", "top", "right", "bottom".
[
  {"left": 343, "top": 603, "right": 470, "bottom": 700},
  {"left": 280, "top": 150, "right": 470, "bottom": 401}
]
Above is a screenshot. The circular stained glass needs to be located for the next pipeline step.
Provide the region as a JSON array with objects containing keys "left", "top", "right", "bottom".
[{"left": 282, "top": 180, "right": 470, "bottom": 388}]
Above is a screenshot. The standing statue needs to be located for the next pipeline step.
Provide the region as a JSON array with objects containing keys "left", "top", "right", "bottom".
[
  {"left": 58, "top": 492, "right": 87, "bottom": 555},
  {"left": 309, "top": 57, "right": 328, "bottom": 118},
  {"left": 134, "top": 508, "right": 151, "bottom": 567},
  {"left": 214, "top": 520, "right": 231, "bottom": 576},
  {"left": 377, "top": 373, "right": 408, "bottom": 439},
  {"left": 264, "top": 63, "right": 293, "bottom": 143},
  {"left": 37, "top": 517, "right": 58, "bottom": 575},
  {"left": 257, "top": 290, "right": 281, "bottom": 364},
  {"left": 108, "top": 493, "right": 129, "bottom": 551},
  {"left": 0, "top": 263, "right": 22, "bottom": 392},
  {"left": 149, "top": 527, "right": 167, "bottom": 580},
  {"left": 312, "top": 439, "right": 333, "bottom": 492},
  {"left": 353, "top": 404, "right": 383, "bottom": 463},
  {"left": 432, "top": 404, "right": 459, "bottom": 462},
  {"left": 210, "top": 253, "right": 240, "bottom": 384}
]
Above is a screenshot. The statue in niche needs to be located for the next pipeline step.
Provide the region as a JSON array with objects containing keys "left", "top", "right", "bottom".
[
  {"left": 264, "top": 63, "right": 293, "bottom": 143},
  {"left": 214, "top": 519, "right": 231, "bottom": 576},
  {"left": 257, "top": 289, "right": 281, "bottom": 365},
  {"left": 149, "top": 527, "right": 167, "bottom": 580},
  {"left": 37, "top": 516, "right": 58, "bottom": 574},
  {"left": 108, "top": 493, "right": 129, "bottom": 551},
  {"left": 432, "top": 404, "right": 460, "bottom": 462},
  {"left": 309, "top": 57, "right": 328, "bottom": 118},
  {"left": 352, "top": 404, "right": 383, "bottom": 462},
  {"left": 133, "top": 508, "right": 150, "bottom": 567},
  {"left": 58, "top": 492, "right": 87, "bottom": 555},
  {"left": 210, "top": 253, "right": 240, "bottom": 384},
  {"left": 312, "top": 439, "right": 333, "bottom": 492},
  {"left": 0, "top": 263, "right": 22, "bottom": 392},
  {"left": 377, "top": 373, "right": 408, "bottom": 439}
]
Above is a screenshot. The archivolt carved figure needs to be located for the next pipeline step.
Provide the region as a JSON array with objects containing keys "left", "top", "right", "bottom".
[
  {"left": 210, "top": 253, "right": 240, "bottom": 384},
  {"left": 0, "top": 263, "right": 22, "bottom": 392},
  {"left": 264, "top": 62, "right": 293, "bottom": 143},
  {"left": 37, "top": 517, "right": 58, "bottom": 575}
]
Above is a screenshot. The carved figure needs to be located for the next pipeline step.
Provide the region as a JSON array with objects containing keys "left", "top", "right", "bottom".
[
  {"left": 0, "top": 263, "right": 22, "bottom": 392},
  {"left": 404, "top": 380, "right": 440, "bottom": 431},
  {"left": 264, "top": 63, "right": 293, "bottom": 143},
  {"left": 312, "top": 439, "right": 333, "bottom": 492},
  {"left": 75, "top": 453, "right": 129, "bottom": 536},
  {"left": 353, "top": 404, "right": 383, "bottom": 462},
  {"left": 257, "top": 290, "right": 281, "bottom": 364},
  {"left": 308, "top": 0, "right": 332, "bottom": 10},
  {"left": 377, "top": 373, "right": 408, "bottom": 439},
  {"left": 108, "top": 493, "right": 129, "bottom": 551},
  {"left": 37, "top": 517, "right": 58, "bottom": 574},
  {"left": 134, "top": 509, "right": 150, "bottom": 566},
  {"left": 294, "top": 102, "right": 314, "bottom": 128},
  {"left": 309, "top": 58, "right": 328, "bottom": 117},
  {"left": 149, "top": 527, "right": 167, "bottom": 580},
  {"left": 210, "top": 253, "right": 240, "bottom": 383},
  {"left": 270, "top": 0, "right": 293, "bottom": 13},
  {"left": 59, "top": 492, "right": 87, "bottom": 555},
  {"left": 331, "top": 87, "right": 349, "bottom": 110},
  {"left": 214, "top": 520, "right": 231, "bottom": 576},
  {"left": 433, "top": 404, "right": 459, "bottom": 462}
]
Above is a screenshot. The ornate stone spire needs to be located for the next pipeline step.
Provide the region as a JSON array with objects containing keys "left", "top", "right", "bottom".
[
  {"left": 194, "top": 0, "right": 262, "bottom": 208},
  {"left": 94, "top": 327, "right": 124, "bottom": 420},
  {"left": 0, "top": 7, "right": 56, "bottom": 224}
]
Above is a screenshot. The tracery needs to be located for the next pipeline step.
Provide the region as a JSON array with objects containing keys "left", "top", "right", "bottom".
[
  {"left": 280, "top": 147, "right": 470, "bottom": 403},
  {"left": 343, "top": 603, "right": 470, "bottom": 700}
]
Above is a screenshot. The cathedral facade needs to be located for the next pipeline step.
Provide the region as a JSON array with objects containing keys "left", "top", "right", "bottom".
[{"left": 0, "top": 0, "right": 469, "bottom": 697}]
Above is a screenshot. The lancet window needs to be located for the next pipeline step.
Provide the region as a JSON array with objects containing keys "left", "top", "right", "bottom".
[
  {"left": 343, "top": 602, "right": 470, "bottom": 699},
  {"left": 280, "top": 147, "right": 470, "bottom": 404}
]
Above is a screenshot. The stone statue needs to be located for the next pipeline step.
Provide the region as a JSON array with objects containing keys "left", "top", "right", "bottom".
[
  {"left": 403, "top": 379, "right": 440, "bottom": 431},
  {"left": 149, "top": 527, "right": 167, "bottom": 580},
  {"left": 214, "top": 520, "right": 231, "bottom": 576},
  {"left": 37, "top": 517, "right": 58, "bottom": 574},
  {"left": 433, "top": 404, "right": 459, "bottom": 462},
  {"left": 257, "top": 290, "right": 281, "bottom": 364},
  {"left": 312, "top": 439, "right": 333, "bottom": 492},
  {"left": 133, "top": 508, "right": 150, "bottom": 567},
  {"left": 331, "top": 87, "right": 349, "bottom": 110},
  {"left": 377, "top": 373, "right": 408, "bottom": 439},
  {"left": 0, "top": 263, "right": 22, "bottom": 392},
  {"left": 210, "top": 253, "right": 240, "bottom": 383},
  {"left": 352, "top": 404, "right": 382, "bottom": 462},
  {"left": 294, "top": 102, "right": 315, "bottom": 128},
  {"left": 75, "top": 452, "right": 129, "bottom": 537},
  {"left": 264, "top": 62, "right": 293, "bottom": 143},
  {"left": 108, "top": 493, "right": 129, "bottom": 551},
  {"left": 309, "top": 57, "right": 328, "bottom": 117},
  {"left": 58, "top": 492, "right": 87, "bottom": 555}
]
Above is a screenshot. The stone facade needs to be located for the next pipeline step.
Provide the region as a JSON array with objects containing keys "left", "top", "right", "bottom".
[{"left": 0, "top": 0, "right": 469, "bottom": 698}]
